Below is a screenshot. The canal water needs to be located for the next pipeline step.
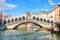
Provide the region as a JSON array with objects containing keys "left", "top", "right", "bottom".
[{"left": 0, "top": 30, "right": 60, "bottom": 40}]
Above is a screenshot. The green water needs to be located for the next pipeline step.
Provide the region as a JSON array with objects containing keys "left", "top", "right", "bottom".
[{"left": 0, "top": 30, "right": 60, "bottom": 40}]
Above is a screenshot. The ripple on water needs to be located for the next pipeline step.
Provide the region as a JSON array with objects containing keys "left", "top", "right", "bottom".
[{"left": 0, "top": 30, "right": 58, "bottom": 40}]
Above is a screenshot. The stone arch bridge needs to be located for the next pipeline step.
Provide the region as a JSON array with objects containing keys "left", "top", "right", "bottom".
[
  {"left": 1, "top": 12, "right": 54, "bottom": 30},
  {"left": 5, "top": 19, "right": 52, "bottom": 29},
  {"left": 4, "top": 14, "right": 53, "bottom": 29}
]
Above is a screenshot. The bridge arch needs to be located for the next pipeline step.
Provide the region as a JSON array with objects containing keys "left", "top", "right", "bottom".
[
  {"left": 51, "top": 20, "right": 53, "bottom": 23},
  {"left": 15, "top": 18, "right": 18, "bottom": 21},
  {"left": 22, "top": 16, "right": 25, "bottom": 20},
  {"left": 36, "top": 17, "right": 39, "bottom": 21},
  {"left": 47, "top": 19, "right": 50, "bottom": 23},
  {"left": 11, "top": 19, "right": 14, "bottom": 22},
  {"left": 7, "top": 19, "right": 11, "bottom": 23},
  {"left": 43, "top": 19, "right": 46, "bottom": 22},
  {"left": 40, "top": 18, "right": 43, "bottom": 21},
  {"left": 19, "top": 17, "right": 21, "bottom": 20},
  {"left": 13, "top": 20, "right": 43, "bottom": 29},
  {"left": 33, "top": 16, "right": 36, "bottom": 20}
]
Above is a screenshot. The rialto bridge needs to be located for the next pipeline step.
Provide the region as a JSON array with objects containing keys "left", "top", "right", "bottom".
[
  {"left": 1, "top": 5, "right": 60, "bottom": 31},
  {"left": 3, "top": 12, "right": 54, "bottom": 30}
]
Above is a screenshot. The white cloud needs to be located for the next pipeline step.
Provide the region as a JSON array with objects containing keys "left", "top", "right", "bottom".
[
  {"left": 6, "top": 4, "right": 17, "bottom": 9},
  {"left": 45, "top": 9, "right": 48, "bottom": 11},
  {"left": 40, "top": 8, "right": 49, "bottom": 11},
  {"left": 32, "top": 8, "right": 49, "bottom": 12},
  {"left": 0, "top": 0, "right": 6, "bottom": 2},
  {"left": 50, "top": 8, "right": 53, "bottom": 10},
  {"left": 50, "top": 2, "right": 56, "bottom": 5},
  {"left": 58, "top": 2, "right": 60, "bottom": 4},
  {"left": 48, "top": 0, "right": 52, "bottom": 3},
  {"left": 0, "top": 0, "right": 18, "bottom": 10},
  {"left": 48, "top": 0, "right": 56, "bottom": 5}
]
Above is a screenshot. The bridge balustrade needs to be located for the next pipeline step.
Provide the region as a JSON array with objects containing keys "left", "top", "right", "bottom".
[{"left": 5, "top": 16, "right": 54, "bottom": 26}]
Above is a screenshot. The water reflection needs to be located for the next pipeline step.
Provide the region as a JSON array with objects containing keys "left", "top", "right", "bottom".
[
  {"left": 0, "top": 30, "right": 60, "bottom": 40},
  {"left": 0, "top": 23, "right": 6, "bottom": 30},
  {"left": 51, "top": 34, "right": 57, "bottom": 40}
]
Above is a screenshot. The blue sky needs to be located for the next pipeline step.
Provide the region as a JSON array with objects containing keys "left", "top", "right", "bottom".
[{"left": 0, "top": 0, "right": 60, "bottom": 16}]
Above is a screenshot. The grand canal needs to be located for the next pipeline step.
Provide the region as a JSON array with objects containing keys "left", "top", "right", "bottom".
[{"left": 0, "top": 30, "right": 60, "bottom": 40}]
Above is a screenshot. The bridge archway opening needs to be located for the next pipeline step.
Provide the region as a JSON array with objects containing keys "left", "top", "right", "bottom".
[
  {"left": 43, "top": 19, "right": 46, "bottom": 22},
  {"left": 47, "top": 19, "right": 50, "bottom": 23},
  {"left": 15, "top": 18, "right": 18, "bottom": 21},
  {"left": 36, "top": 17, "right": 39, "bottom": 21},
  {"left": 51, "top": 20, "right": 53, "bottom": 23},
  {"left": 22, "top": 16, "right": 25, "bottom": 20},
  {"left": 40, "top": 18, "right": 43, "bottom": 21},
  {"left": 13, "top": 22, "right": 43, "bottom": 29},
  {"left": 8, "top": 19, "right": 10, "bottom": 23},
  {"left": 19, "top": 17, "right": 21, "bottom": 21},
  {"left": 33, "top": 16, "right": 36, "bottom": 20},
  {"left": 11, "top": 19, "right": 14, "bottom": 22}
]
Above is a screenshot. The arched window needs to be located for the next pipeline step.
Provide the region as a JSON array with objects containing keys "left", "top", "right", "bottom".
[
  {"left": 15, "top": 18, "right": 18, "bottom": 21},
  {"left": 22, "top": 16, "right": 25, "bottom": 20},
  {"left": 47, "top": 20, "right": 50, "bottom": 23},
  {"left": 8, "top": 19, "right": 10, "bottom": 23},
  {"left": 43, "top": 19, "right": 46, "bottom": 22},
  {"left": 37, "top": 17, "right": 39, "bottom": 21},
  {"left": 11, "top": 19, "right": 14, "bottom": 22},
  {"left": 51, "top": 20, "right": 53, "bottom": 23},
  {"left": 40, "top": 18, "right": 42, "bottom": 21},
  {"left": 33, "top": 16, "right": 35, "bottom": 20},
  {"left": 19, "top": 17, "right": 21, "bottom": 20}
]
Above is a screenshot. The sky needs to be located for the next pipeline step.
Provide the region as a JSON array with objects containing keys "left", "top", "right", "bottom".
[{"left": 0, "top": 0, "right": 60, "bottom": 16}]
